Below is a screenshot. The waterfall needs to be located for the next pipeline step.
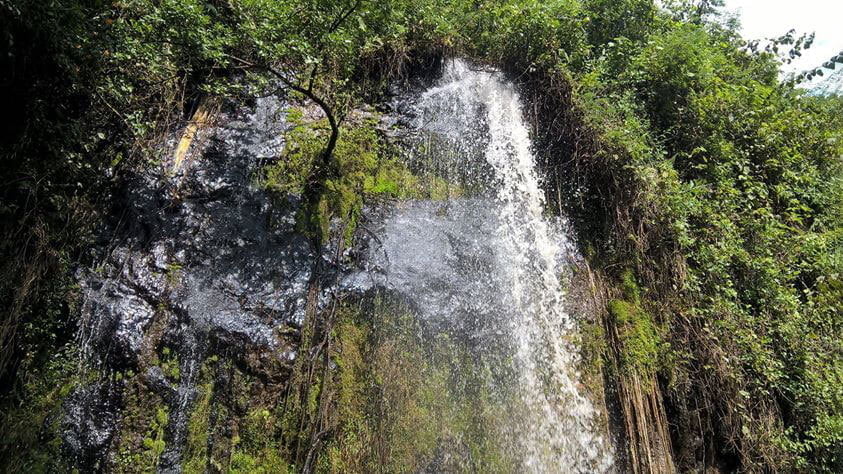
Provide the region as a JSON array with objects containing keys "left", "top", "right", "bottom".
[
  {"left": 67, "top": 58, "right": 613, "bottom": 472},
  {"left": 371, "top": 59, "right": 614, "bottom": 472}
]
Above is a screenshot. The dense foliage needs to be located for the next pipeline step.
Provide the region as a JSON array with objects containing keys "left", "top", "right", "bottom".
[
  {"left": 563, "top": 8, "right": 841, "bottom": 471},
  {"left": 1, "top": 0, "right": 840, "bottom": 471}
]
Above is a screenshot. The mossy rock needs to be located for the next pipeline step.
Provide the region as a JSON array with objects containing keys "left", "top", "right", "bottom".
[
  {"left": 608, "top": 298, "right": 661, "bottom": 375},
  {"left": 261, "top": 107, "right": 463, "bottom": 245}
]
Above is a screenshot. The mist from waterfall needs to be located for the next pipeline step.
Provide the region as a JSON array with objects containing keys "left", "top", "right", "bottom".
[{"left": 369, "top": 59, "right": 614, "bottom": 472}]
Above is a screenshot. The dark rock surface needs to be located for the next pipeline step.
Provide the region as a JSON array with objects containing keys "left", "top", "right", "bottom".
[{"left": 67, "top": 95, "right": 315, "bottom": 471}]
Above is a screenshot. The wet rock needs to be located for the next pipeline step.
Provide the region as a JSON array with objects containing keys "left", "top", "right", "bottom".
[
  {"left": 69, "top": 94, "right": 320, "bottom": 471},
  {"left": 144, "top": 366, "right": 177, "bottom": 403},
  {"left": 62, "top": 381, "right": 121, "bottom": 471},
  {"left": 78, "top": 278, "right": 156, "bottom": 368}
]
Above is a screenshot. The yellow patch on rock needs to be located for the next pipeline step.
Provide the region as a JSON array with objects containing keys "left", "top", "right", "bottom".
[{"left": 174, "top": 101, "right": 215, "bottom": 170}]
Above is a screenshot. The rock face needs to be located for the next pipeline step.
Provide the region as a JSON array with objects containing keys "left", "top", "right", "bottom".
[
  {"left": 68, "top": 95, "right": 315, "bottom": 471},
  {"left": 62, "top": 62, "right": 618, "bottom": 472}
]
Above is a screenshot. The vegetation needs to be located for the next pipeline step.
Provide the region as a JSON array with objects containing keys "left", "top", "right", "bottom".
[
  {"left": 0, "top": 346, "right": 78, "bottom": 471},
  {"left": 273, "top": 297, "right": 515, "bottom": 472},
  {"left": 317, "top": 299, "right": 515, "bottom": 472},
  {"left": 489, "top": 4, "right": 837, "bottom": 467},
  {"left": 261, "top": 106, "right": 463, "bottom": 242},
  {"left": 1, "top": 0, "right": 841, "bottom": 472},
  {"left": 548, "top": 8, "right": 842, "bottom": 470}
]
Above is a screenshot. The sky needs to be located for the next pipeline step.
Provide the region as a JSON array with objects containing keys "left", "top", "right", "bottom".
[{"left": 725, "top": 0, "right": 843, "bottom": 75}]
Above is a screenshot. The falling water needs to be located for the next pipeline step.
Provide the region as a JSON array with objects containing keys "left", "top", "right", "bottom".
[
  {"left": 370, "top": 59, "right": 614, "bottom": 472},
  {"left": 68, "top": 59, "right": 613, "bottom": 472}
]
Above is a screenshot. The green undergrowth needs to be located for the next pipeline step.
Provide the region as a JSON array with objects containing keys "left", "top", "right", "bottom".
[
  {"left": 0, "top": 345, "right": 81, "bottom": 471},
  {"left": 113, "top": 374, "right": 171, "bottom": 473},
  {"left": 579, "top": 34, "right": 841, "bottom": 470},
  {"left": 0, "top": 259, "right": 84, "bottom": 470}
]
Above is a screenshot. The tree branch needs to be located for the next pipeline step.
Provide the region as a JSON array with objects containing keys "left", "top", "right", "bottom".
[
  {"left": 226, "top": 54, "right": 339, "bottom": 167},
  {"left": 327, "top": 0, "right": 362, "bottom": 36}
]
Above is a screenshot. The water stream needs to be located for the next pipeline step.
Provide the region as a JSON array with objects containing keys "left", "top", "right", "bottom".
[{"left": 363, "top": 59, "right": 614, "bottom": 472}]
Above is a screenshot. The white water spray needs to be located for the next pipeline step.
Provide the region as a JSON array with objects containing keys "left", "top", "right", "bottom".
[{"left": 407, "top": 59, "right": 614, "bottom": 472}]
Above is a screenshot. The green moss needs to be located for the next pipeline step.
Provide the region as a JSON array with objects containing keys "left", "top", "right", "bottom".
[
  {"left": 228, "top": 449, "right": 292, "bottom": 474},
  {"left": 229, "top": 408, "right": 290, "bottom": 473},
  {"left": 113, "top": 373, "right": 171, "bottom": 473},
  {"left": 579, "top": 316, "right": 608, "bottom": 391},
  {"left": 262, "top": 109, "right": 462, "bottom": 245},
  {"left": 183, "top": 373, "right": 213, "bottom": 474},
  {"left": 167, "top": 357, "right": 299, "bottom": 473},
  {"left": 262, "top": 113, "right": 322, "bottom": 196},
  {"left": 165, "top": 263, "right": 183, "bottom": 286},
  {"left": 322, "top": 319, "right": 369, "bottom": 471},
  {"left": 317, "top": 299, "right": 516, "bottom": 472},
  {"left": 608, "top": 299, "right": 661, "bottom": 375},
  {"left": 620, "top": 268, "right": 641, "bottom": 304},
  {"left": 157, "top": 346, "right": 180, "bottom": 382},
  {"left": 141, "top": 407, "right": 169, "bottom": 469}
]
